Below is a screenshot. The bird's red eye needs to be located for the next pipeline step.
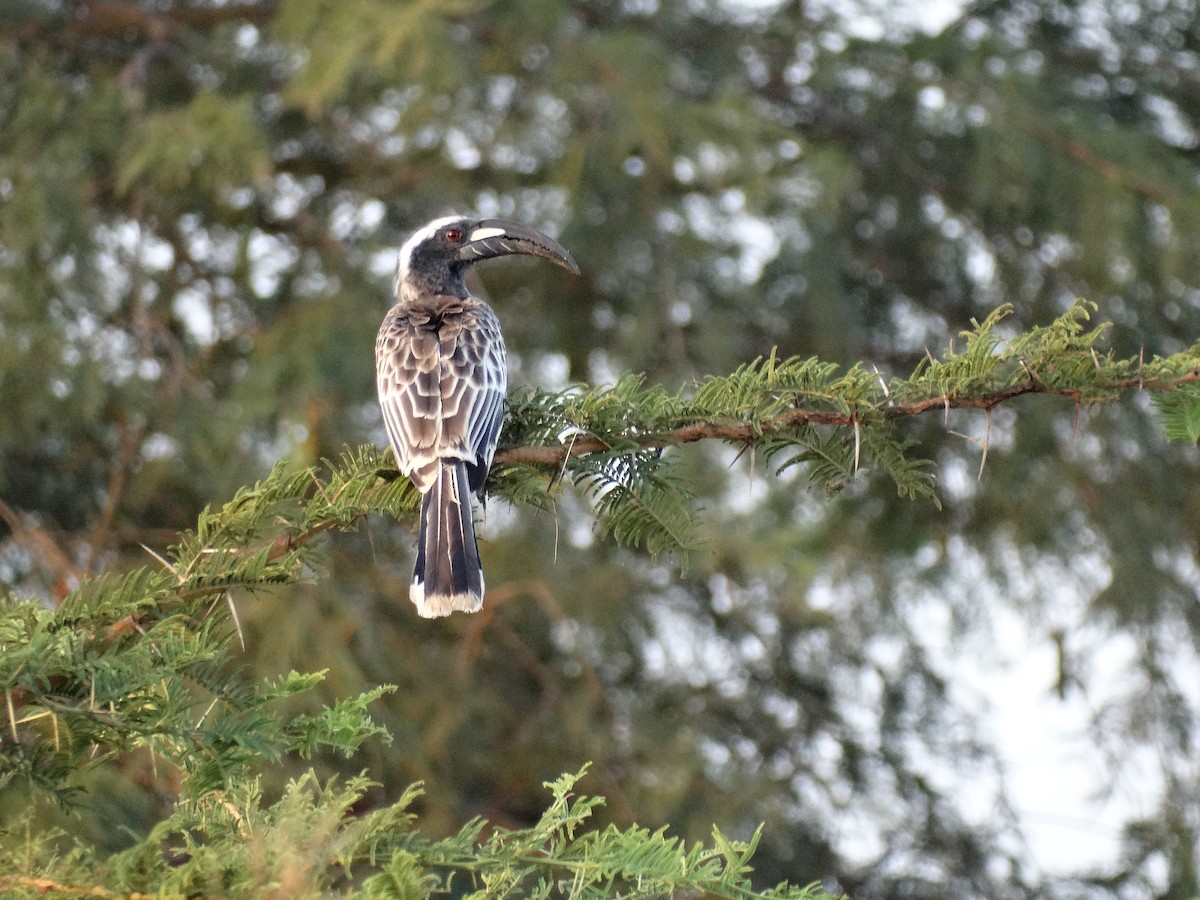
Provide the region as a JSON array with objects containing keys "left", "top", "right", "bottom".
[{"left": 444, "top": 228, "right": 463, "bottom": 242}]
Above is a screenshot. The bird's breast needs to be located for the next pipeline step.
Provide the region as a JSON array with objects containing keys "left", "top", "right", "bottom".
[
  {"left": 404, "top": 301, "right": 471, "bottom": 337},
  {"left": 377, "top": 298, "right": 500, "bottom": 378}
]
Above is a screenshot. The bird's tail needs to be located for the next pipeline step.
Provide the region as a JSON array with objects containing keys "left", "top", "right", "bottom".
[{"left": 410, "top": 462, "right": 484, "bottom": 617}]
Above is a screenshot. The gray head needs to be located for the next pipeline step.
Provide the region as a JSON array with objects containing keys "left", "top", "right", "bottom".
[{"left": 393, "top": 215, "right": 579, "bottom": 301}]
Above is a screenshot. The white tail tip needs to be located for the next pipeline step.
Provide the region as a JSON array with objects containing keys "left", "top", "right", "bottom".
[{"left": 410, "top": 579, "right": 484, "bottom": 617}]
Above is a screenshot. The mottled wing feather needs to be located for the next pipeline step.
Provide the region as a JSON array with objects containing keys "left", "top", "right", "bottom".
[
  {"left": 460, "top": 337, "right": 507, "bottom": 492},
  {"left": 376, "top": 297, "right": 506, "bottom": 495}
]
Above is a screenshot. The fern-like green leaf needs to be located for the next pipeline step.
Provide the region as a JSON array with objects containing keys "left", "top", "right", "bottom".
[{"left": 1154, "top": 381, "right": 1200, "bottom": 444}]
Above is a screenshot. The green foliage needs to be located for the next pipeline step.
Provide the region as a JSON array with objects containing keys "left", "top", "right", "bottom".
[
  {"left": 0, "top": 434, "right": 846, "bottom": 893},
  {"left": 13, "top": 301, "right": 1195, "bottom": 890},
  {"left": 0, "top": 457, "right": 410, "bottom": 799},
  {"left": 118, "top": 92, "right": 270, "bottom": 196},
  {"left": 0, "top": 540, "right": 832, "bottom": 897},
  {"left": 573, "top": 449, "right": 700, "bottom": 561},
  {"left": 1, "top": 376, "right": 866, "bottom": 896},
  {"left": 1, "top": 768, "right": 835, "bottom": 899},
  {"left": 6, "top": 301, "right": 1186, "bottom": 895},
  {"left": 1153, "top": 382, "right": 1200, "bottom": 445},
  {"left": 365, "top": 768, "right": 828, "bottom": 899},
  {"left": 274, "top": 0, "right": 481, "bottom": 113},
  {"left": 6, "top": 0, "right": 1200, "bottom": 893},
  {"left": 499, "top": 301, "right": 1200, "bottom": 550}
]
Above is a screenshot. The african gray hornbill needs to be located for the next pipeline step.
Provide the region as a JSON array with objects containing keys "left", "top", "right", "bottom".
[{"left": 376, "top": 216, "right": 579, "bottom": 617}]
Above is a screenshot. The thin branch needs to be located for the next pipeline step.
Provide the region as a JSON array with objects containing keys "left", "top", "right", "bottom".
[
  {"left": 46, "top": 354, "right": 1200, "bottom": 660},
  {"left": 0, "top": 498, "right": 84, "bottom": 601},
  {"left": 57, "top": 0, "right": 278, "bottom": 41},
  {"left": 0, "top": 876, "right": 118, "bottom": 898},
  {"left": 494, "top": 369, "right": 1200, "bottom": 469},
  {"left": 1024, "top": 116, "right": 1179, "bottom": 208},
  {"left": 86, "top": 416, "right": 145, "bottom": 577}
]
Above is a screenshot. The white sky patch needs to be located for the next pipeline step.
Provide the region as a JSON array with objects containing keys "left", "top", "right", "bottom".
[
  {"left": 269, "top": 173, "right": 323, "bottom": 220},
  {"left": 642, "top": 598, "right": 748, "bottom": 690},
  {"left": 98, "top": 220, "right": 175, "bottom": 273},
  {"left": 732, "top": 215, "right": 781, "bottom": 283},
  {"left": 444, "top": 128, "right": 482, "bottom": 169},
  {"left": 716, "top": 445, "right": 777, "bottom": 515},
  {"left": 529, "top": 351, "right": 571, "bottom": 391},
  {"left": 247, "top": 230, "right": 298, "bottom": 298},
  {"left": 330, "top": 198, "right": 385, "bottom": 242},
  {"left": 899, "top": 539, "right": 1175, "bottom": 884},
  {"left": 369, "top": 247, "right": 397, "bottom": 280},
  {"left": 172, "top": 286, "right": 217, "bottom": 346},
  {"left": 90, "top": 222, "right": 163, "bottom": 312},
  {"left": 918, "top": 84, "right": 946, "bottom": 111},
  {"left": 567, "top": 517, "right": 595, "bottom": 550},
  {"left": 807, "top": 0, "right": 967, "bottom": 39},
  {"left": 1144, "top": 94, "right": 1199, "bottom": 149},
  {"left": 1000, "top": 632, "right": 1157, "bottom": 865},
  {"left": 965, "top": 233, "right": 998, "bottom": 295},
  {"left": 236, "top": 420, "right": 310, "bottom": 470},
  {"left": 886, "top": 294, "right": 950, "bottom": 354},
  {"left": 768, "top": 527, "right": 1180, "bottom": 887},
  {"left": 588, "top": 348, "right": 621, "bottom": 387},
  {"left": 680, "top": 191, "right": 782, "bottom": 285},
  {"left": 141, "top": 432, "right": 179, "bottom": 461}
]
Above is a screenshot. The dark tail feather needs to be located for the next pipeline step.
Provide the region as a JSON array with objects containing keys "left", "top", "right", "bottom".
[{"left": 410, "top": 462, "right": 484, "bottom": 617}]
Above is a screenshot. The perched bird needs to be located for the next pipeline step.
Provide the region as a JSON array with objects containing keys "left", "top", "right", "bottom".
[{"left": 376, "top": 216, "right": 579, "bottom": 617}]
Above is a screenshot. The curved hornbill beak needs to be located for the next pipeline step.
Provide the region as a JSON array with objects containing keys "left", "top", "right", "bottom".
[{"left": 458, "top": 219, "right": 580, "bottom": 275}]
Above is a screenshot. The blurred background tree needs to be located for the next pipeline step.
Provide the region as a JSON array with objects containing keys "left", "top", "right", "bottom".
[{"left": 2, "top": 0, "right": 1200, "bottom": 896}]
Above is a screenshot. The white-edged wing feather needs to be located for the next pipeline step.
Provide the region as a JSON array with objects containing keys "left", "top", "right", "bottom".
[{"left": 375, "top": 296, "right": 507, "bottom": 494}]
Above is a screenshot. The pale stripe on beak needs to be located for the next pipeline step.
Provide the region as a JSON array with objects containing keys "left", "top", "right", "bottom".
[{"left": 468, "top": 226, "right": 508, "bottom": 241}]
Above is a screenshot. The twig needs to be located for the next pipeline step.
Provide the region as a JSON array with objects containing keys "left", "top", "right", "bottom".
[
  {"left": 0, "top": 498, "right": 84, "bottom": 602},
  {"left": 493, "top": 369, "right": 1200, "bottom": 469},
  {"left": 0, "top": 875, "right": 130, "bottom": 898}
]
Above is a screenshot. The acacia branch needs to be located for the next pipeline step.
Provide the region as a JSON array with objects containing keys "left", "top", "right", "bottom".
[
  {"left": 64, "top": 346, "right": 1200, "bottom": 656},
  {"left": 494, "top": 369, "right": 1200, "bottom": 468},
  {"left": 16, "top": 352, "right": 1198, "bottom": 744}
]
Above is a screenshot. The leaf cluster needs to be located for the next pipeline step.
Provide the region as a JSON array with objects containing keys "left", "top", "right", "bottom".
[
  {"left": 368, "top": 768, "right": 828, "bottom": 899},
  {"left": 498, "top": 301, "right": 1200, "bottom": 556},
  {"left": 4, "top": 302, "right": 1199, "bottom": 896},
  {"left": 1, "top": 449, "right": 832, "bottom": 897},
  {"left": 1, "top": 768, "right": 835, "bottom": 899},
  {"left": 0, "top": 453, "right": 412, "bottom": 798}
]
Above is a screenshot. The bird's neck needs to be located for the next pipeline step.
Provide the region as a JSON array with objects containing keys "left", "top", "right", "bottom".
[{"left": 393, "top": 271, "right": 470, "bottom": 307}]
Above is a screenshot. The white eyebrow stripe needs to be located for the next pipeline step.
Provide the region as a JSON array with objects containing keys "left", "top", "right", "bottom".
[
  {"left": 468, "top": 226, "right": 507, "bottom": 241},
  {"left": 395, "top": 215, "right": 466, "bottom": 291}
]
